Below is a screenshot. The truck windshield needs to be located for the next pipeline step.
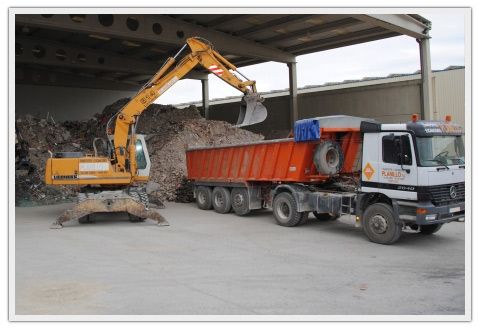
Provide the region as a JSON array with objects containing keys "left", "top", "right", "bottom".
[{"left": 416, "top": 135, "right": 465, "bottom": 166}]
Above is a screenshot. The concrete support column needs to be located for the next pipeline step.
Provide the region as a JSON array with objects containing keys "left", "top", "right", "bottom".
[
  {"left": 418, "top": 37, "right": 433, "bottom": 120},
  {"left": 201, "top": 78, "right": 210, "bottom": 120},
  {"left": 288, "top": 62, "right": 298, "bottom": 129}
]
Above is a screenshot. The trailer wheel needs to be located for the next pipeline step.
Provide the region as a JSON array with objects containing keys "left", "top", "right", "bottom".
[
  {"left": 313, "top": 140, "right": 344, "bottom": 175},
  {"left": 313, "top": 211, "right": 340, "bottom": 221},
  {"left": 231, "top": 188, "right": 250, "bottom": 216},
  {"left": 212, "top": 187, "right": 232, "bottom": 214},
  {"left": 273, "top": 192, "right": 303, "bottom": 227},
  {"left": 362, "top": 203, "right": 402, "bottom": 245},
  {"left": 196, "top": 186, "right": 213, "bottom": 210},
  {"left": 420, "top": 223, "right": 443, "bottom": 235}
]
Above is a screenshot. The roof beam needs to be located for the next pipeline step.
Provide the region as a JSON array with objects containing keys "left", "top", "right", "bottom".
[
  {"left": 284, "top": 27, "right": 390, "bottom": 52},
  {"left": 16, "top": 66, "right": 139, "bottom": 91},
  {"left": 234, "top": 14, "right": 315, "bottom": 37},
  {"left": 260, "top": 17, "right": 362, "bottom": 44},
  {"left": 16, "top": 14, "right": 295, "bottom": 63},
  {"left": 16, "top": 35, "right": 161, "bottom": 75},
  {"left": 203, "top": 14, "right": 249, "bottom": 28},
  {"left": 352, "top": 14, "right": 430, "bottom": 39},
  {"left": 291, "top": 31, "right": 400, "bottom": 56}
]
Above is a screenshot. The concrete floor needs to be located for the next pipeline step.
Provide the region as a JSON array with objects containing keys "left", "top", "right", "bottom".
[{"left": 15, "top": 202, "right": 465, "bottom": 316}]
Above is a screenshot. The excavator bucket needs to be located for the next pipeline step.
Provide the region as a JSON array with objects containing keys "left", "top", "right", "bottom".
[{"left": 235, "top": 93, "right": 268, "bottom": 127}]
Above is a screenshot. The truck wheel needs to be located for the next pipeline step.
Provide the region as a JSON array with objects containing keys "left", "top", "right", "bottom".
[
  {"left": 313, "top": 140, "right": 344, "bottom": 175},
  {"left": 231, "top": 188, "right": 250, "bottom": 216},
  {"left": 420, "top": 224, "right": 443, "bottom": 234},
  {"left": 313, "top": 211, "right": 340, "bottom": 221},
  {"left": 196, "top": 186, "right": 212, "bottom": 210},
  {"left": 362, "top": 203, "right": 402, "bottom": 245},
  {"left": 272, "top": 192, "right": 303, "bottom": 227},
  {"left": 212, "top": 187, "right": 232, "bottom": 214}
]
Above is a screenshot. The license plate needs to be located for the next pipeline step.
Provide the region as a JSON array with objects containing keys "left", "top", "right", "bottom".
[{"left": 450, "top": 207, "right": 461, "bottom": 213}]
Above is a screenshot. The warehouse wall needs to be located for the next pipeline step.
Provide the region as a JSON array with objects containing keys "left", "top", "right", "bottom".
[
  {"left": 206, "top": 79, "right": 422, "bottom": 138},
  {"left": 432, "top": 68, "right": 465, "bottom": 125},
  {"left": 204, "top": 68, "right": 465, "bottom": 138},
  {"left": 15, "top": 85, "right": 134, "bottom": 121}
]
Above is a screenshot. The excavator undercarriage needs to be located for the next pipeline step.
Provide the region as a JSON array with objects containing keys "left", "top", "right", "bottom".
[{"left": 51, "top": 187, "right": 169, "bottom": 228}]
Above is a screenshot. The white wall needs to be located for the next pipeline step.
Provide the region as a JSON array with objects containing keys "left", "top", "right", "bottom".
[
  {"left": 15, "top": 85, "right": 135, "bottom": 121},
  {"left": 432, "top": 68, "right": 465, "bottom": 127}
]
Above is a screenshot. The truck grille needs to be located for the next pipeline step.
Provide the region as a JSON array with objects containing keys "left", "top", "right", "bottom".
[{"left": 426, "top": 182, "right": 465, "bottom": 206}]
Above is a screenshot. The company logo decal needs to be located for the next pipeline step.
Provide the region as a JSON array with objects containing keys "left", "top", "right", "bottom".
[{"left": 363, "top": 162, "right": 375, "bottom": 180}]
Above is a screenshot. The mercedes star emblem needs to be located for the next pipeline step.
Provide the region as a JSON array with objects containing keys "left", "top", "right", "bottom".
[{"left": 449, "top": 186, "right": 457, "bottom": 199}]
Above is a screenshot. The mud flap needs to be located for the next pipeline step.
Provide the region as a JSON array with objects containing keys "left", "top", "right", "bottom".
[
  {"left": 236, "top": 93, "right": 267, "bottom": 127},
  {"left": 51, "top": 190, "right": 169, "bottom": 228}
]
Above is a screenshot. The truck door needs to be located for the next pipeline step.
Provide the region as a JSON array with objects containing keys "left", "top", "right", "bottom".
[{"left": 378, "top": 132, "right": 417, "bottom": 200}]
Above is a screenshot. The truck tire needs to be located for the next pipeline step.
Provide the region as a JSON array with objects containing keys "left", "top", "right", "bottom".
[
  {"left": 313, "top": 212, "right": 340, "bottom": 221},
  {"left": 420, "top": 224, "right": 443, "bottom": 234},
  {"left": 362, "top": 203, "right": 402, "bottom": 245},
  {"left": 313, "top": 140, "right": 344, "bottom": 175},
  {"left": 212, "top": 187, "right": 232, "bottom": 214},
  {"left": 272, "top": 192, "right": 303, "bottom": 227},
  {"left": 231, "top": 187, "right": 250, "bottom": 216},
  {"left": 196, "top": 186, "right": 213, "bottom": 210}
]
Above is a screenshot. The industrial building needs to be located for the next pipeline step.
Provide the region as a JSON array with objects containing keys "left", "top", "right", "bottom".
[{"left": 12, "top": 11, "right": 467, "bottom": 319}]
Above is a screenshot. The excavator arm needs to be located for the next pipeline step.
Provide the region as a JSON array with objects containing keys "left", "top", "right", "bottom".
[{"left": 109, "top": 37, "right": 267, "bottom": 175}]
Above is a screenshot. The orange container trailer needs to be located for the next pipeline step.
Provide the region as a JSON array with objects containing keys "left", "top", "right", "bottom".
[{"left": 186, "top": 131, "right": 362, "bottom": 184}]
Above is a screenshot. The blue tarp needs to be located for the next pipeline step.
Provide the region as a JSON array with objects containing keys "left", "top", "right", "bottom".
[{"left": 294, "top": 118, "right": 321, "bottom": 142}]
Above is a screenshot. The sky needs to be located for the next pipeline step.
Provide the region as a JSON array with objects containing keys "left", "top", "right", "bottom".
[{"left": 155, "top": 13, "right": 465, "bottom": 105}]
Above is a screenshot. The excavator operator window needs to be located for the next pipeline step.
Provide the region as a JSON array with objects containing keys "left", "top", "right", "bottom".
[{"left": 135, "top": 140, "right": 147, "bottom": 170}]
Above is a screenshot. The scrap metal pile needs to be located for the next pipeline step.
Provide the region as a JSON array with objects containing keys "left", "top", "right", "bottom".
[{"left": 15, "top": 99, "right": 263, "bottom": 206}]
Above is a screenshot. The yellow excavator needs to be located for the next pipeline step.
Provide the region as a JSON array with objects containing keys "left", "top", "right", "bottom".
[{"left": 45, "top": 37, "right": 267, "bottom": 228}]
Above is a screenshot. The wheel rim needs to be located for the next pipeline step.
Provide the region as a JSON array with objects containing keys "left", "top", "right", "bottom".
[
  {"left": 277, "top": 201, "right": 291, "bottom": 220},
  {"left": 215, "top": 193, "right": 224, "bottom": 207},
  {"left": 233, "top": 193, "right": 244, "bottom": 207},
  {"left": 369, "top": 214, "right": 388, "bottom": 234},
  {"left": 198, "top": 191, "right": 207, "bottom": 204},
  {"left": 326, "top": 148, "right": 339, "bottom": 167}
]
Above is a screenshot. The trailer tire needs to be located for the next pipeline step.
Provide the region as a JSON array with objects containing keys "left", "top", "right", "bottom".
[
  {"left": 362, "top": 203, "right": 402, "bottom": 245},
  {"left": 212, "top": 187, "right": 232, "bottom": 214},
  {"left": 273, "top": 192, "right": 303, "bottom": 227},
  {"left": 420, "top": 223, "right": 443, "bottom": 234},
  {"left": 313, "top": 140, "right": 344, "bottom": 175},
  {"left": 231, "top": 188, "right": 250, "bottom": 216},
  {"left": 196, "top": 186, "right": 213, "bottom": 210},
  {"left": 313, "top": 212, "right": 340, "bottom": 221}
]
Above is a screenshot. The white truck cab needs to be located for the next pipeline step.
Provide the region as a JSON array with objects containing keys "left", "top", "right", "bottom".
[{"left": 358, "top": 117, "right": 465, "bottom": 241}]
